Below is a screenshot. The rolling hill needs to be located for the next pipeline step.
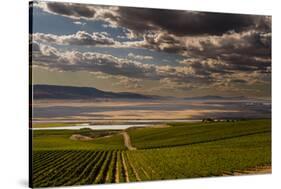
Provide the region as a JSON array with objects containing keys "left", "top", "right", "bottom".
[{"left": 32, "top": 84, "right": 155, "bottom": 100}]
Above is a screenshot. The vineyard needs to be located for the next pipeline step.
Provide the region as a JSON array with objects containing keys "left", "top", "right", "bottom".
[
  {"left": 31, "top": 119, "right": 271, "bottom": 187},
  {"left": 32, "top": 150, "right": 141, "bottom": 187},
  {"left": 127, "top": 119, "right": 271, "bottom": 149}
]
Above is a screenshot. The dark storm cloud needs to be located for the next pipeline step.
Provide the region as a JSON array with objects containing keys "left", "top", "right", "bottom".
[
  {"left": 46, "top": 2, "right": 95, "bottom": 18},
  {"left": 221, "top": 53, "right": 271, "bottom": 72},
  {"left": 116, "top": 7, "right": 262, "bottom": 36},
  {"left": 37, "top": 2, "right": 270, "bottom": 36},
  {"left": 36, "top": 1, "right": 272, "bottom": 73}
]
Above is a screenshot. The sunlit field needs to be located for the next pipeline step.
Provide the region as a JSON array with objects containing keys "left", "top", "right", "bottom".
[{"left": 32, "top": 119, "right": 271, "bottom": 187}]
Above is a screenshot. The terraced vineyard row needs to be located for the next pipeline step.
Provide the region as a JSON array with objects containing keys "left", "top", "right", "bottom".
[{"left": 32, "top": 150, "right": 143, "bottom": 188}]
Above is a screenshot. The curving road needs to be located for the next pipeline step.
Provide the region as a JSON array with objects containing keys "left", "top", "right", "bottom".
[{"left": 122, "top": 132, "right": 137, "bottom": 150}]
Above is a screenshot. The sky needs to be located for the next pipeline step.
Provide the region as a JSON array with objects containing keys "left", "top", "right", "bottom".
[{"left": 30, "top": 1, "right": 271, "bottom": 98}]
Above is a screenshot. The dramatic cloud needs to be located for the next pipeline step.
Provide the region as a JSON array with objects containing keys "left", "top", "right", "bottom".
[
  {"left": 209, "top": 70, "right": 271, "bottom": 95},
  {"left": 124, "top": 32, "right": 185, "bottom": 53},
  {"left": 33, "top": 31, "right": 118, "bottom": 46},
  {"left": 127, "top": 30, "right": 271, "bottom": 74},
  {"left": 32, "top": 43, "right": 199, "bottom": 83},
  {"left": 115, "top": 8, "right": 266, "bottom": 36},
  {"left": 31, "top": 2, "right": 271, "bottom": 97},
  {"left": 179, "top": 58, "right": 232, "bottom": 76},
  {"left": 33, "top": 29, "right": 271, "bottom": 75},
  {"left": 32, "top": 41, "right": 271, "bottom": 91},
  {"left": 32, "top": 42, "right": 153, "bottom": 78},
  {"left": 35, "top": 2, "right": 270, "bottom": 36},
  {"left": 36, "top": 1, "right": 96, "bottom": 19},
  {"left": 34, "top": 2, "right": 272, "bottom": 76}
]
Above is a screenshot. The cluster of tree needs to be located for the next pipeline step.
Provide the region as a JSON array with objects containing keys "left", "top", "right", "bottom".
[
  {"left": 202, "top": 118, "right": 215, "bottom": 122},
  {"left": 202, "top": 118, "right": 238, "bottom": 123}
]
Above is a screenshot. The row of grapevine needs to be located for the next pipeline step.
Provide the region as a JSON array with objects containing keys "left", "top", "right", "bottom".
[
  {"left": 116, "top": 151, "right": 126, "bottom": 183},
  {"left": 33, "top": 151, "right": 79, "bottom": 181},
  {"left": 106, "top": 151, "right": 117, "bottom": 183},
  {"left": 32, "top": 150, "right": 144, "bottom": 187},
  {"left": 33, "top": 150, "right": 71, "bottom": 173},
  {"left": 34, "top": 151, "right": 90, "bottom": 187},
  {"left": 125, "top": 151, "right": 153, "bottom": 180},
  {"left": 122, "top": 152, "right": 139, "bottom": 182},
  {"left": 47, "top": 151, "right": 95, "bottom": 186},
  {"left": 95, "top": 151, "right": 113, "bottom": 183},
  {"left": 64, "top": 151, "right": 103, "bottom": 186}
]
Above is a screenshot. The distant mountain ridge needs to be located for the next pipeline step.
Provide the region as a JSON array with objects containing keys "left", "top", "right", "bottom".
[
  {"left": 33, "top": 85, "right": 252, "bottom": 101},
  {"left": 184, "top": 95, "right": 248, "bottom": 100},
  {"left": 32, "top": 85, "right": 155, "bottom": 100}
]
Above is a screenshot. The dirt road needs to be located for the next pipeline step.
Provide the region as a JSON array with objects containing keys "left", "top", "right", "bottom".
[{"left": 122, "top": 132, "right": 137, "bottom": 150}]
